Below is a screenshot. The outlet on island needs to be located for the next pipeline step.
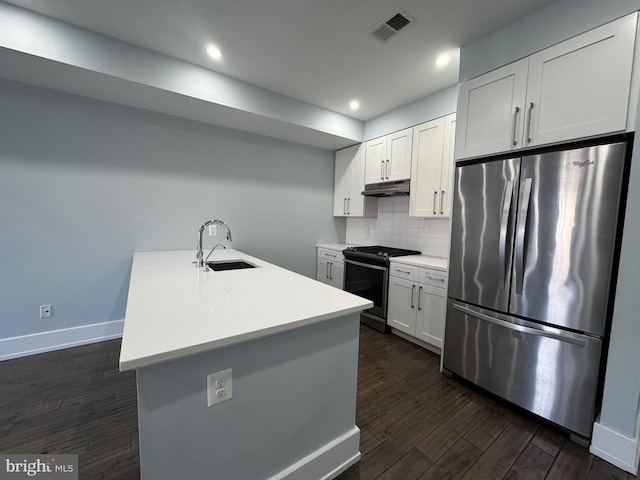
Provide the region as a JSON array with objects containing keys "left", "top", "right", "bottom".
[
  {"left": 207, "top": 368, "right": 233, "bottom": 406},
  {"left": 40, "top": 305, "right": 52, "bottom": 319}
]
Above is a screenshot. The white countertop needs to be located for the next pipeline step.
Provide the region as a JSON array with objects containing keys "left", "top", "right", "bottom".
[
  {"left": 316, "top": 243, "right": 354, "bottom": 251},
  {"left": 119, "top": 249, "right": 372, "bottom": 371},
  {"left": 391, "top": 255, "right": 448, "bottom": 271}
]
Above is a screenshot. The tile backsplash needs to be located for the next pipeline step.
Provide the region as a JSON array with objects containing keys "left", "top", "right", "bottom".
[{"left": 346, "top": 196, "right": 450, "bottom": 257}]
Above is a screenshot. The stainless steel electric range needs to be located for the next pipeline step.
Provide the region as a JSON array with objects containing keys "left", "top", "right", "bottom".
[{"left": 342, "top": 245, "right": 420, "bottom": 332}]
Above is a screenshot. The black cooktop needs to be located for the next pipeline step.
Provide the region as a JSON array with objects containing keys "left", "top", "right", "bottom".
[{"left": 343, "top": 245, "right": 421, "bottom": 260}]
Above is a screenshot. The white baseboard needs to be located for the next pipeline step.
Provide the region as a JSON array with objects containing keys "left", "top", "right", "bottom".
[
  {"left": 590, "top": 419, "right": 639, "bottom": 475},
  {"left": 0, "top": 319, "right": 124, "bottom": 361},
  {"left": 268, "top": 428, "right": 360, "bottom": 480}
]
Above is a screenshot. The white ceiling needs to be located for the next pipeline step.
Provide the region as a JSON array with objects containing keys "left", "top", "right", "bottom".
[{"left": 3, "top": 0, "right": 552, "bottom": 121}]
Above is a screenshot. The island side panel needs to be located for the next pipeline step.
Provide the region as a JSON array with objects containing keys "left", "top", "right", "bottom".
[{"left": 136, "top": 313, "right": 361, "bottom": 480}]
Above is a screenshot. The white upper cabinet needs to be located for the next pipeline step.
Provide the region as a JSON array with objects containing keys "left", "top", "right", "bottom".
[
  {"left": 364, "top": 137, "right": 387, "bottom": 184},
  {"left": 455, "top": 12, "right": 638, "bottom": 160},
  {"left": 333, "top": 147, "right": 351, "bottom": 216},
  {"left": 455, "top": 59, "right": 528, "bottom": 160},
  {"left": 386, "top": 128, "right": 413, "bottom": 181},
  {"left": 410, "top": 113, "right": 456, "bottom": 218},
  {"left": 364, "top": 128, "right": 413, "bottom": 185},
  {"left": 525, "top": 13, "right": 637, "bottom": 147},
  {"left": 334, "top": 145, "right": 377, "bottom": 217}
]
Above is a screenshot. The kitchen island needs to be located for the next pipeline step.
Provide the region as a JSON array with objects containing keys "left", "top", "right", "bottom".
[{"left": 120, "top": 249, "right": 372, "bottom": 480}]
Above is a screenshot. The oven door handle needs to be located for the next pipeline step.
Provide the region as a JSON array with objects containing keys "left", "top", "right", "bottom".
[{"left": 344, "top": 259, "right": 388, "bottom": 271}]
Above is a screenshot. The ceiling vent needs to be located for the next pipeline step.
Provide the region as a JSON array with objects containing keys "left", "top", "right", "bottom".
[{"left": 369, "top": 9, "right": 415, "bottom": 42}]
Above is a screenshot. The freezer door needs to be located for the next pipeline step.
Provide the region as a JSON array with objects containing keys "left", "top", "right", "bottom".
[
  {"left": 443, "top": 301, "right": 602, "bottom": 438},
  {"left": 510, "top": 142, "right": 626, "bottom": 336},
  {"left": 448, "top": 158, "right": 520, "bottom": 311}
]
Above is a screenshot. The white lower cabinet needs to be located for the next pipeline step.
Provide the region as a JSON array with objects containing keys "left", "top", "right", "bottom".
[
  {"left": 388, "top": 277, "right": 418, "bottom": 334},
  {"left": 416, "top": 284, "right": 446, "bottom": 349},
  {"left": 388, "top": 263, "right": 447, "bottom": 351},
  {"left": 316, "top": 248, "right": 344, "bottom": 289}
]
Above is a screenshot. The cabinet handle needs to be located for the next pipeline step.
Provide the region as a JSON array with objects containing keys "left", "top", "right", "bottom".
[
  {"left": 325, "top": 253, "right": 337, "bottom": 258},
  {"left": 440, "top": 190, "right": 445, "bottom": 215},
  {"left": 433, "top": 191, "right": 438, "bottom": 215},
  {"left": 329, "top": 262, "right": 333, "bottom": 280},
  {"left": 511, "top": 106, "right": 520, "bottom": 146},
  {"left": 525, "top": 102, "right": 534, "bottom": 144},
  {"left": 427, "top": 275, "right": 446, "bottom": 283},
  {"left": 396, "top": 268, "right": 411, "bottom": 274},
  {"left": 411, "top": 285, "right": 416, "bottom": 309},
  {"left": 343, "top": 198, "right": 347, "bottom": 215},
  {"left": 417, "top": 286, "right": 423, "bottom": 311},
  {"left": 386, "top": 159, "right": 390, "bottom": 179},
  {"left": 381, "top": 161, "right": 385, "bottom": 180},
  {"left": 325, "top": 262, "right": 329, "bottom": 279},
  {"left": 347, "top": 197, "right": 350, "bottom": 215}
]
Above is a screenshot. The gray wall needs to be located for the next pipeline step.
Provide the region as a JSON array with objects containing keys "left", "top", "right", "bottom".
[
  {"left": 599, "top": 96, "right": 640, "bottom": 437},
  {"left": 458, "top": 0, "right": 640, "bottom": 441},
  {"left": 363, "top": 85, "right": 458, "bottom": 140},
  {"left": 460, "top": 0, "right": 640, "bottom": 81},
  {"left": 0, "top": 80, "right": 343, "bottom": 339}
]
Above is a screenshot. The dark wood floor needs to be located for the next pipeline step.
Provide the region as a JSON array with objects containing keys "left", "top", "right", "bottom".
[{"left": 1, "top": 327, "right": 636, "bottom": 480}]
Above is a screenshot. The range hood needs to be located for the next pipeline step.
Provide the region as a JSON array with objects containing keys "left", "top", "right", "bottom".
[{"left": 362, "top": 179, "right": 411, "bottom": 197}]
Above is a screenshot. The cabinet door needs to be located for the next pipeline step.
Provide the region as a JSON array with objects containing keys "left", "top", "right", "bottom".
[
  {"left": 409, "top": 117, "right": 445, "bottom": 217},
  {"left": 317, "top": 259, "right": 330, "bottom": 284},
  {"left": 387, "top": 277, "right": 417, "bottom": 335},
  {"left": 416, "top": 285, "right": 447, "bottom": 349},
  {"left": 333, "top": 148, "right": 351, "bottom": 216},
  {"left": 439, "top": 113, "right": 456, "bottom": 218},
  {"left": 455, "top": 59, "right": 529, "bottom": 160},
  {"left": 328, "top": 262, "right": 344, "bottom": 290},
  {"left": 365, "top": 137, "right": 387, "bottom": 185},
  {"left": 346, "top": 145, "right": 366, "bottom": 216},
  {"left": 525, "top": 13, "right": 637, "bottom": 147},
  {"left": 387, "top": 128, "right": 413, "bottom": 181}
]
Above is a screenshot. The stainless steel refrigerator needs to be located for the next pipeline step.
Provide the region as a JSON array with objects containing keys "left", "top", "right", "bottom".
[{"left": 443, "top": 141, "right": 628, "bottom": 439}]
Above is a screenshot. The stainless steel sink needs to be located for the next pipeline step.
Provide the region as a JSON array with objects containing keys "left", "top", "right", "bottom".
[{"left": 206, "top": 260, "right": 257, "bottom": 271}]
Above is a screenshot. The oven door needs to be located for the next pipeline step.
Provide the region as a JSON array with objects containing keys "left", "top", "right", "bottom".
[{"left": 343, "top": 259, "right": 388, "bottom": 319}]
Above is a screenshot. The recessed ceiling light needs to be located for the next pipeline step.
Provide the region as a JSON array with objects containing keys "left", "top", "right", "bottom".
[
  {"left": 349, "top": 100, "right": 360, "bottom": 111},
  {"left": 435, "top": 53, "right": 450, "bottom": 68},
  {"left": 206, "top": 45, "right": 222, "bottom": 60}
]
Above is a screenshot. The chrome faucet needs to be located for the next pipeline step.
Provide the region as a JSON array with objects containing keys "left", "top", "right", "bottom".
[{"left": 196, "top": 219, "right": 233, "bottom": 268}]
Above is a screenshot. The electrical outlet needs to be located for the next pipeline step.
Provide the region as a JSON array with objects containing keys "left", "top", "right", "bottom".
[
  {"left": 364, "top": 226, "right": 370, "bottom": 235},
  {"left": 208, "top": 224, "right": 217, "bottom": 236},
  {"left": 39, "top": 305, "right": 52, "bottom": 319},
  {"left": 207, "top": 368, "right": 232, "bottom": 407}
]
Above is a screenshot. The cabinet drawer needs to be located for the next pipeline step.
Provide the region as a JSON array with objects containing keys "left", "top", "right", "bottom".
[
  {"left": 420, "top": 269, "right": 447, "bottom": 288},
  {"left": 317, "top": 248, "right": 344, "bottom": 263},
  {"left": 390, "top": 263, "right": 419, "bottom": 281}
]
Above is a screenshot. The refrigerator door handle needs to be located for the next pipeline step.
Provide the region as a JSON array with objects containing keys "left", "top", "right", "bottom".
[
  {"left": 515, "top": 178, "right": 533, "bottom": 294},
  {"left": 452, "top": 303, "right": 586, "bottom": 347},
  {"left": 499, "top": 180, "right": 514, "bottom": 291}
]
